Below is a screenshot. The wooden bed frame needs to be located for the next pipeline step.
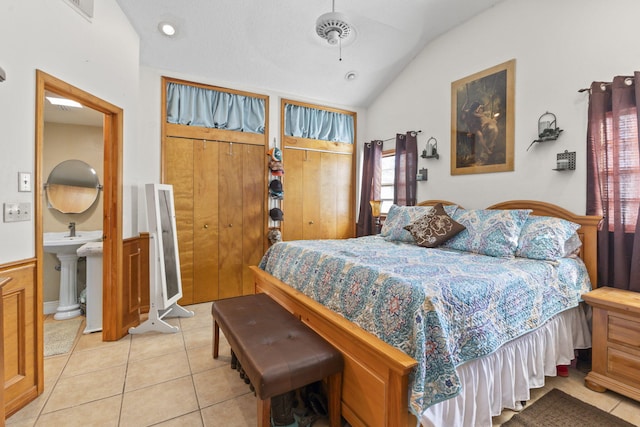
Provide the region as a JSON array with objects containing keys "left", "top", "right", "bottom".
[{"left": 250, "top": 200, "right": 601, "bottom": 427}]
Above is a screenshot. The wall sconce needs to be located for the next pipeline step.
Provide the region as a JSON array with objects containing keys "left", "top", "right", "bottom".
[
  {"left": 527, "top": 111, "right": 564, "bottom": 151},
  {"left": 369, "top": 200, "right": 381, "bottom": 234},
  {"left": 553, "top": 150, "right": 576, "bottom": 171},
  {"left": 421, "top": 137, "right": 440, "bottom": 159}
]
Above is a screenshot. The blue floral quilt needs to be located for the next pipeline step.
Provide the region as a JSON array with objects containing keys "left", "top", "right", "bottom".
[{"left": 258, "top": 236, "right": 591, "bottom": 415}]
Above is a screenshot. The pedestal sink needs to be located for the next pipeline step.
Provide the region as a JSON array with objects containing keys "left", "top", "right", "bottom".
[{"left": 44, "top": 230, "right": 103, "bottom": 320}]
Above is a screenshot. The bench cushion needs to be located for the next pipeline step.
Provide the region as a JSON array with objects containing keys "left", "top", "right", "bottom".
[{"left": 212, "top": 293, "right": 343, "bottom": 400}]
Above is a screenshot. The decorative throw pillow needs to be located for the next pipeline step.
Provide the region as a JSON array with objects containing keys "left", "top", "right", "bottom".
[
  {"left": 515, "top": 216, "right": 581, "bottom": 260},
  {"left": 403, "top": 203, "right": 466, "bottom": 248},
  {"left": 381, "top": 204, "right": 458, "bottom": 242},
  {"left": 441, "top": 208, "right": 532, "bottom": 258}
]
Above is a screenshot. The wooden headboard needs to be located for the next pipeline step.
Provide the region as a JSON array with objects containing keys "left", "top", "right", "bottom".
[{"left": 417, "top": 199, "right": 602, "bottom": 289}]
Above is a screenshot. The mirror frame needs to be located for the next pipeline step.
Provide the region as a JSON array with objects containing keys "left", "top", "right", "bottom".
[{"left": 46, "top": 159, "right": 101, "bottom": 214}]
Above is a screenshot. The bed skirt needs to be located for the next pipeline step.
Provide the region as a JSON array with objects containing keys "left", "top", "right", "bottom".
[{"left": 420, "top": 304, "right": 592, "bottom": 427}]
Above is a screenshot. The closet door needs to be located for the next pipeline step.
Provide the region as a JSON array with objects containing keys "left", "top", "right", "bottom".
[
  {"left": 218, "top": 142, "right": 265, "bottom": 299},
  {"left": 164, "top": 137, "right": 195, "bottom": 303},
  {"left": 282, "top": 149, "right": 354, "bottom": 241},
  {"left": 334, "top": 152, "right": 353, "bottom": 238},
  {"left": 282, "top": 149, "right": 305, "bottom": 241},
  {"left": 193, "top": 140, "right": 219, "bottom": 303},
  {"left": 302, "top": 150, "right": 323, "bottom": 240},
  {"left": 218, "top": 142, "right": 244, "bottom": 299}
]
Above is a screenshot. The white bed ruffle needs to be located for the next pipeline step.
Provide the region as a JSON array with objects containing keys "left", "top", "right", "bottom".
[{"left": 419, "top": 304, "right": 592, "bottom": 427}]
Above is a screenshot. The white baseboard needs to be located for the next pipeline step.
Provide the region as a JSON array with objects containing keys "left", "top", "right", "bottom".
[{"left": 44, "top": 301, "right": 59, "bottom": 315}]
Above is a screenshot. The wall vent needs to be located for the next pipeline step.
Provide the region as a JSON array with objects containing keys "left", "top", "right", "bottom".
[{"left": 62, "top": 0, "right": 94, "bottom": 21}]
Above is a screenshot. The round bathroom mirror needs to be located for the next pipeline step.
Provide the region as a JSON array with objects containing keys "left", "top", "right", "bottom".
[{"left": 46, "top": 159, "right": 101, "bottom": 214}]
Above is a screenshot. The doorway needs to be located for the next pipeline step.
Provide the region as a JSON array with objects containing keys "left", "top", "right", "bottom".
[{"left": 35, "top": 71, "right": 125, "bottom": 354}]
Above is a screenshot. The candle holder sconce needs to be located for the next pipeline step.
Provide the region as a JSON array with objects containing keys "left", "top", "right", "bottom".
[
  {"left": 527, "top": 111, "right": 564, "bottom": 151},
  {"left": 553, "top": 150, "right": 576, "bottom": 171},
  {"left": 421, "top": 137, "right": 440, "bottom": 159}
]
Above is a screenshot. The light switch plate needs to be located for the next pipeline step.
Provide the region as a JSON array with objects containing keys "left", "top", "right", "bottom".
[
  {"left": 18, "top": 172, "right": 31, "bottom": 192},
  {"left": 3, "top": 202, "right": 31, "bottom": 222}
]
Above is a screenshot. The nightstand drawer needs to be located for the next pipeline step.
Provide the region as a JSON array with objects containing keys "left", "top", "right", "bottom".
[
  {"left": 608, "top": 347, "right": 640, "bottom": 386},
  {"left": 608, "top": 314, "right": 640, "bottom": 348}
]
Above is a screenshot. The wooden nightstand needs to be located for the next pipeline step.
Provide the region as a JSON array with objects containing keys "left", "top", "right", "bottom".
[{"left": 582, "top": 287, "right": 640, "bottom": 402}]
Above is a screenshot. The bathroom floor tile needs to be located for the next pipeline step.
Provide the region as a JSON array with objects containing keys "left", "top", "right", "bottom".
[
  {"left": 183, "top": 325, "right": 213, "bottom": 350},
  {"left": 16, "top": 303, "right": 640, "bottom": 426},
  {"left": 43, "top": 365, "right": 126, "bottom": 413},
  {"left": 35, "top": 395, "right": 121, "bottom": 427},
  {"left": 128, "top": 330, "right": 185, "bottom": 361},
  {"left": 192, "top": 366, "right": 252, "bottom": 408},
  {"left": 119, "top": 376, "right": 198, "bottom": 426},
  {"left": 153, "top": 410, "right": 204, "bottom": 426},
  {"left": 200, "top": 393, "right": 256, "bottom": 427},
  {"left": 124, "top": 349, "right": 191, "bottom": 392},
  {"left": 187, "top": 343, "right": 230, "bottom": 375},
  {"left": 61, "top": 342, "right": 130, "bottom": 378},
  {"left": 74, "top": 330, "right": 131, "bottom": 352}
]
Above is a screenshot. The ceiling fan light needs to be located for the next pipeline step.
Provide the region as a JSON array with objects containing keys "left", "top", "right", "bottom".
[
  {"left": 315, "top": 11, "right": 351, "bottom": 44},
  {"left": 326, "top": 30, "right": 340, "bottom": 45}
]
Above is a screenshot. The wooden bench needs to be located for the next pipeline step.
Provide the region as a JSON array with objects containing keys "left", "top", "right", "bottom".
[{"left": 212, "top": 293, "right": 344, "bottom": 427}]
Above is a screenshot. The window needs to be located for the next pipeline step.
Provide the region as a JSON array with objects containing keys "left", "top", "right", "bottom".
[
  {"left": 381, "top": 150, "right": 395, "bottom": 214},
  {"left": 598, "top": 109, "right": 640, "bottom": 232}
]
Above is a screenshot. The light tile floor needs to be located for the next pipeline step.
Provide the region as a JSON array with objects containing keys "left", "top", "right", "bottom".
[{"left": 6, "top": 302, "right": 640, "bottom": 426}]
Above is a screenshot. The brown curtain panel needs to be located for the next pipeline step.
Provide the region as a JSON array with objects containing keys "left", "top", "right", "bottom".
[
  {"left": 394, "top": 131, "right": 418, "bottom": 206},
  {"left": 356, "top": 140, "right": 382, "bottom": 237},
  {"left": 586, "top": 73, "right": 640, "bottom": 292}
]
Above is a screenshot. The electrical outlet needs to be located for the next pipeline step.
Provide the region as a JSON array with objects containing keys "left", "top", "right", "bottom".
[
  {"left": 18, "top": 172, "right": 31, "bottom": 192},
  {"left": 3, "top": 202, "right": 31, "bottom": 222}
]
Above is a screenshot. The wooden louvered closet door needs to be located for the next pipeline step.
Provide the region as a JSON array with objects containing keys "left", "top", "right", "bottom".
[
  {"left": 282, "top": 148, "right": 354, "bottom": 241},
  {"left": 164, "top": 137, "right": 264, "bottom": 305}
]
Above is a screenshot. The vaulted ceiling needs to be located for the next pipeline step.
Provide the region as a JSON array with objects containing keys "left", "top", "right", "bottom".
[{"left": 115, "top": 0, "right": 504, "bottom": 108}]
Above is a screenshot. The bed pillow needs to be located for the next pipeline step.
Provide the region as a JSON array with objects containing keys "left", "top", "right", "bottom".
[
  {"left": 381, "top": 204, "right": 458, "bottom": 242},
  {"left": 515, "top": 216, "right": 582, "bottom": 260},
  {"left": 441, "top": 208, "right": 531, "bottom": 258},
  {"left": 403, "top": 203, "right": 466, "bottom": 248}
]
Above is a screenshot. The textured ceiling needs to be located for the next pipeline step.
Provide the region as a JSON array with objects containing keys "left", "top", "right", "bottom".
[{"left": 115, "top": 0, "right": 504, "bottom": 108}]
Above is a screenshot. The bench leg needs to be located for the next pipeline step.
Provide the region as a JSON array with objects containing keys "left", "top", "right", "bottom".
[
  {"left": 213, "top": 320, "right": 219, "bottom": 359},
  {"left": 327, "top": 372, "right": 342, "bottom": 427},
  {"left": 257, "top": 397, "right": 271, "bottom": 427}
]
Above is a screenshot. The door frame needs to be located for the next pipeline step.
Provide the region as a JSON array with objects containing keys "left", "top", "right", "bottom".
[{"left": 35, "top": 70, "right": 124, "bottom": 353}]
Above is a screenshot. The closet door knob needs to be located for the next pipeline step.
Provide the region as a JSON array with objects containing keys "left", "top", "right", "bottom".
[
  {"left": 308, "top": 221, "right": 314, "bottom": 225},
  {"left": 204, "top": 224, "right": 209, "bottom": 229},
  {"left": 228, "top": 223, "right": 233, "bottom": 228}
]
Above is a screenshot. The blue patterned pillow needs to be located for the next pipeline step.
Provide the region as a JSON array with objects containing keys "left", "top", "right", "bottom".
[
  {"left": 515, "top": 216, "right": 581, "bottom": 260},
  {"left": 381, "top": 204, "right": 458, "bottom": 242},
  {"left": 441, "top": 209, "right": 531, "bottom": 258}
]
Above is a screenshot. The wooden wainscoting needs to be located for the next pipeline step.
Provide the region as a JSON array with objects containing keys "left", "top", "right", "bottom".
[
  {"left": 1, "top": 259, "right": 39, "bottom": 419},
  {"left": 120, "top": 233, "right": 150, "bottom": 336}
]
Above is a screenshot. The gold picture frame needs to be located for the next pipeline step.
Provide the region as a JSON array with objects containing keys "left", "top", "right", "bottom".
[{"left": 451, "top": 59, "right": 515, "bottom": 175}]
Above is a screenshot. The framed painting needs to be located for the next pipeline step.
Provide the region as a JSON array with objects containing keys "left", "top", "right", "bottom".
[{"left": 451, "top": 59, "right": 515, "bottom": 175}]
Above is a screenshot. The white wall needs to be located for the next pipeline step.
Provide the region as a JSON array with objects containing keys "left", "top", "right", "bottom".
[
  {"left": 365, "top": 0, "right": 640, "bottom": 212},
  {"left": 0, "top": 0, "right": 140, "bottom": 264}
]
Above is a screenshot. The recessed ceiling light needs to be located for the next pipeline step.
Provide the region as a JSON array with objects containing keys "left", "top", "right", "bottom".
[
  {"left": 158, "top": 22, "right": 177, "bottom": 37},
  {"left": 345, "top": 71, "right": 358, "bottom": 81},
  {"left": 46, "top": 96, "right": 83, "bottom": 108}
]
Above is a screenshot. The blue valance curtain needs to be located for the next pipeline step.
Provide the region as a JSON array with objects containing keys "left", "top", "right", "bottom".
[
  {"left": 284, "top": 103, "right": 354, "bottom": 144},
  {"left": 166, "top": 82, "right": 265, "bottom": 134}
]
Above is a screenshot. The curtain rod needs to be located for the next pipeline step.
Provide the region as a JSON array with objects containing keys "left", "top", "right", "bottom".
[{"left": 381, "top": 130, "right": 422, "bottom": 143}]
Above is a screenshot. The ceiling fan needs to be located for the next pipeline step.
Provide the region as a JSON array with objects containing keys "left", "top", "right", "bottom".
[{"left": 315, "top": 0, "right": 352, "bottom": 46}]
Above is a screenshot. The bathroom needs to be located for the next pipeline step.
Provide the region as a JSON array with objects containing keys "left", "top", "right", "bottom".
[{"left": 43, "top": 93, "right": 104, "bottom": 333}]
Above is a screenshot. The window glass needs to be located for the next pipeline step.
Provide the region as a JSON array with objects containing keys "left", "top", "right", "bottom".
[{"left": 381, "top": 153, "right": 395, "bottom": 214}]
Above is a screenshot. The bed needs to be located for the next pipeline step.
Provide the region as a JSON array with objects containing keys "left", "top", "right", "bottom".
[{"left": 249, "top": 200, "right": 601, "bottom": 427}]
